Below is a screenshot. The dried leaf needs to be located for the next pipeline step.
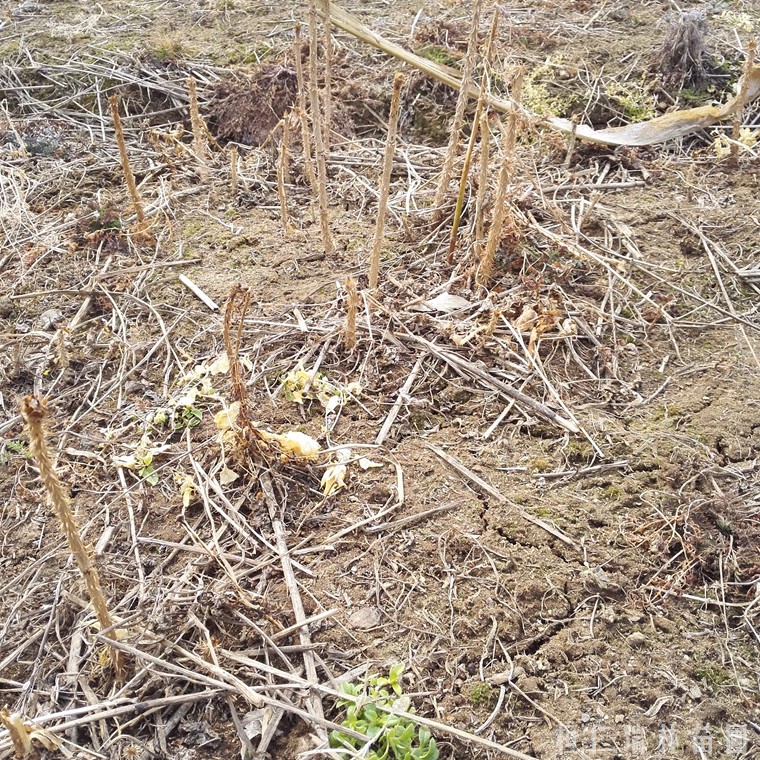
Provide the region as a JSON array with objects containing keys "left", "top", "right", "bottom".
[
  {"left": 260, "top": 430, "right": 321, "bottom": 460},
  {"left": 174, "top": 473, "right": 195, "bottom": 507},
  {"left": 345, "top": 381, "right": 362, "bottom": 396},
  {"left": 514, "top": 307, "right": 539, "bottom": 333},
  {"left": 358, "top": 457, "right": 383, "bottom": 470},
  {"left": 347, "top": 606, "right": 382, "bottom": 630},
  {"left": 559, "top": 317, "right": 577, "bottom": 336},
  {"left": 0, "top": 711, "right": 60, "bottom": 756},
  {"left": 208, "top": 352, "right": 230, "bottom": 375},
  {"left": 219, "top": 466, "right": 239, "bottom": 486},
  {"left": 422, "top": 293, "right": 473, "bottom": 313},
  {"left": 321, "top": 462, "right": 347, "bottom": 496},
  {"left": 214, "top": 402, "right": 240, "bottom": 432},
  {"left": 112, "top": 454, "right": 137, "bottom": 469},
  {"left": 173, "top": 386, "right": 199, "bottom": 408}
]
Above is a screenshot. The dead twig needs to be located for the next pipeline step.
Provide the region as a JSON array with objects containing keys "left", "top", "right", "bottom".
[{"left": 427, "top": 443, "right": 579, "bottom": 549}]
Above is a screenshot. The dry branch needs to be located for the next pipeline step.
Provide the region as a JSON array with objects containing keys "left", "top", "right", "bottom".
[
  {"left": 277, "top": 116, "right": 293, "bottom": 236},
  {"left": 321, "top": 2, "right": 760, "bottom": 146},
  {"left": 427, "top": 444, "right": 578, "bottom": 548}
]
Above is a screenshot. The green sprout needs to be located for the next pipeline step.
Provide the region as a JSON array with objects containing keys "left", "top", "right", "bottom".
[
  {"left": 329, "top": 664, "right": 439, "bottom": 760},
  {"left": 0, "top": 439, "right": 31, "bottom": 464},
  {"left": 173, "top": 404, "right": 203, "bottom": 431},
  {"left": 138, "top": 452, "right": 159, "bottom": 486}
]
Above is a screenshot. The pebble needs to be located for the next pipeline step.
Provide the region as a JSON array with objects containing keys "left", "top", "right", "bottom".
[
  {"left": 627, "top": 631, "right": 646, "bottom": 647},
  {"left": 347, "top": 606, "right": 382, "bottom": 631}
]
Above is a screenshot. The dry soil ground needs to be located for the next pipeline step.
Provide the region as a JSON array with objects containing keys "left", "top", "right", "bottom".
[{"left": 1, "top": 1, "right": 759, "bottom": 759}]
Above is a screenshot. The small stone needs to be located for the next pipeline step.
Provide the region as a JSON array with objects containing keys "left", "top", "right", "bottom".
[
  {"left": 688, "top": 685, "right": 702, "bottom": 700},
  {"left": 581, "top": 712, "right": 591, "bottom": 724},
  {"left": 37, "top": 308, "right": 64, "bottom": 330},
  {"left": 615, "top": 714, "right": 625, "bottom": 724},
  {"left": 347, "top": 606, "right": 382, "bottom": 631},
  {"left": 627, "top": 632, "right": 646, "bottom": 647}
]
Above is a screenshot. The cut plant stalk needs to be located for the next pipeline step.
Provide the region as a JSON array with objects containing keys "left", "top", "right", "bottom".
[
  {"left": 321, "top": 0, "right": 333, "bottom": 151},
  {"left": 476, "top": 68, "right": 524, "bottom": 287},
  {"left": 229, "top": 145, "right": 238, "bottom": 198},
  {"left": 277, "top": 116, "right": 293, "bottom": 236},
  {"left": 343, "top": 276, "right": 358, "bottom": 351},
  {"left": 20, "top": 395, "right": 123, "bottom": 676},
  {"left": 187, "top": 76, "right": 209, "bottom": 172},
  {"left": 308, "top": 0, "right": 335, "bottom": 254},
  {"left": 448, "top": 9, "right": 499, "bottom": 264},
  {"left": 369, "top": 71, "right": 404, "bottom": 290},
  {"left": 109, "top": 95, "right": 146, "bottom": 227},
  {"left": 474, "top": 108, "right": 491, "bottom": 255},
  {"left": 294, "top": 24, "right": 317, "bottom": 191},
  {"left": 433, "top": 0, "right": 481, "bottom": 213},
  {"left": 447, "top": 101, "right": 481, "bottom": 265}
]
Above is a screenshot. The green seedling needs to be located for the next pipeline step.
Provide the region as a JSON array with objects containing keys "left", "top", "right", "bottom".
[
  {"left": 173, "top": 404, "right": 203, "bottom": 431},
  {"left": 329, "top": 664, "right": 439, "bottom": 760},
  {"left": 1, "top": 439, "right": 31, "bottom": 464},
  {"left": 137, "top": 452, "right": 159, "bottom": 486}
]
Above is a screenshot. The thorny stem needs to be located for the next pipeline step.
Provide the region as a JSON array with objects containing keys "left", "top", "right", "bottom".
[
  {"left": 730, "top": 40, "right": 757, "bottom": 166},
  {"left": 109, "top": 95, "right": 146, "bottom": 226},
  {"left": 20, "top": 395, "right": 123, "bottom": 676}
]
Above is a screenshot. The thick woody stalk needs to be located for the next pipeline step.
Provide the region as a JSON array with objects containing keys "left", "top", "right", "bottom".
[
  {"left": 20, "top": 395, "right": 122, "bottom": 674},
  {"left": 109, "top": 95, "right": 146, "bottom": 226},
  {"left": 308, "top": 0, "right": 335, "bottom": 253},
  {"left": 369, "top": 71, "right": 404, "bottom": 290}
]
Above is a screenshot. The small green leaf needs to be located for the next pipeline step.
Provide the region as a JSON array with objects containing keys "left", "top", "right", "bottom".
[
  {"left": 139, "top": 464, "right": 159, "bottom": 485},
  {"left": 388, "top": 663, "right": 405, "bottom": 695}
]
